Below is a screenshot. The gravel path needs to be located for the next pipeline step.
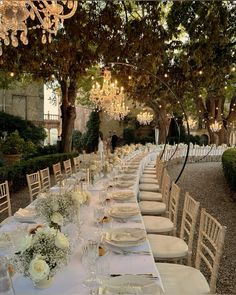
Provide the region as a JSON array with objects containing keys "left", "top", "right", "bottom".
[{"left": 167, "top": 161, "right": 236, "bottom": 295}]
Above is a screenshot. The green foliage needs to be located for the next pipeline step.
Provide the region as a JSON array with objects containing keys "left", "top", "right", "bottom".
[
  {"left": 81, "top": 111, "right": 100, "bottom": 153},
  {"left": 222, "top": 148, "right": 236, "bottom": 192},
  {"left": 123, "top": 128, "right": 136, "bottom": 144},
  {"left": 0, "top": 112, "right": 46, "bottom": 144},
  {"left": 72, "top": 130, "right": 83, "bottom": 152},
  {"left": 0, "top": 131, "right": 25, "bottom": 155},
  {"left": 0, "top": 152, "right": 78, "bottom": 192}
]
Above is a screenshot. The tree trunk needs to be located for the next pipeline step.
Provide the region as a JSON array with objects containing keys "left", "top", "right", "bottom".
[
  {"left": 60, "top": 79, "right": 77, "bottom": 153},
  {"left": 155, "top": 107, "right": 170, "bottom": 144}
]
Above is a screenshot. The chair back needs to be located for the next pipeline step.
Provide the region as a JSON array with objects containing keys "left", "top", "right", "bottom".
[
  {"left": 53, "top": 162, "right": 62, "bottom": 185},
  {"left": 26, "top": 171, "right": 41, "bottom": 202},
  {"left": 180, "top": 192, "right": 200, "bottom": 265},
  {"left": 40, "top": 167, "right": 51, "bottom": 191},
  {"left": 168, "top": 182, "right": 181, "bottom": 236},
  {"left": 0, "top": 181, "right": 12, "bottom": 217},
  {"left": 160, "top": 169, "right": 171, "bottom": 209},
  {"left": 156, "top": 161, "right": 164, "bottom": 186},
  {"left": 63, "top": 159, "right": 72, "bottom": 178},
  {"left": 73, "top": 156, "right": 80, "bottom": 173},
  {"left": 195, "top": 209, "right": 226, "bottom": 294}
]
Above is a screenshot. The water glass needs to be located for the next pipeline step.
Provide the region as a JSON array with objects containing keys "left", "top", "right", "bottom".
[{"left": 0, "top": 257, "right": 15, "bottom": 295}]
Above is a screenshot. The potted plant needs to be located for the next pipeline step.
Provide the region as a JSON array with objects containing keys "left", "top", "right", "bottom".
[{"left": 0, "top": 131, "right": 25, "bottom": 165}]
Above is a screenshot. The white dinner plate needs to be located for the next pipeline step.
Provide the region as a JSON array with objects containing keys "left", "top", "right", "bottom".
[{"left": 99, "top": 275, "right": 160, "bottom": 294}]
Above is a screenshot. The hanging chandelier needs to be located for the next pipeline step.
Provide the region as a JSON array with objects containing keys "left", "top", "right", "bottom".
[
  {"left": 210, "top": 120, "right": 222, "bottom": 133},
  {"left": 137, "top": 111, "right": 154, "bottom": 125},
  {"left": 90, "top": 68, "right": 130, "bottom": 120},
  {"left": 106, "top": 91, "right": 130, "bottom": 121},
  {"left": 90, "top": 69, "right": 117, "bottom": 110},
  {"left": 0, "top": 0, "right": 78, "bottom": 54}
]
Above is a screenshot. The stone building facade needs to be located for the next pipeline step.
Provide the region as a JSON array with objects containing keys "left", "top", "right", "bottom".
[{"left": 0, "top": 81, "right": 44, "bottom": 124}]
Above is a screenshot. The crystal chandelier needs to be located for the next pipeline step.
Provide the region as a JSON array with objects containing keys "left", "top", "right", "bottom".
[
  {"left": 90, "top": 69, "right": 130, "bottom": 120},
  {"left": 210, "top": 120, "right": 222, "bottom": 132},
  {"left": 106, "top": 92, "right": 130, "bottom": 121},
  {"left": 0, "top": 0, "right": 78, "bottom": 54},
  {"left": 137, "top": 111, "right": 154, "bottom": 125},
  {"left": 90, "top": 69, "right": 117, "bottom": 110},
  {"left": 185, "top": 117, "right": 197, "bottom": 130}
]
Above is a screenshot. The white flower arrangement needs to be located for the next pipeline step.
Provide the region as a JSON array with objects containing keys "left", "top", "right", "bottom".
[
  {"left": 13, "top": 227, "right": 70, "bottom": 284},
  {"left": 36, "top": 191, "right": 83, "bottom": 227}
]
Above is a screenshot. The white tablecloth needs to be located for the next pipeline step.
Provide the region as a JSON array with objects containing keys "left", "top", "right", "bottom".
[{"left": 1, "top": 149, "right": 163, "bottom": 295}]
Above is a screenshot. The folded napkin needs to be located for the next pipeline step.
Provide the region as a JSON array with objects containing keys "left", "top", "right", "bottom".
[
  {"left": 112, "top": 191, "right": 134, "bottom": 200},
  {"left": 14, "top": 208, "right": 35, "bottom": 217},
  {"left": 105, "top": 228, "right": 146, "bottom": 243},
  {"left": 108, "top": 206, "right": 139, "bottom": 218}
]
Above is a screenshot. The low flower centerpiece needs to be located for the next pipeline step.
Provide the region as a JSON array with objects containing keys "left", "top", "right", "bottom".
[
  {"left": 36, "top": 190, "right": 90, "bottom": 229},
  {"left": 13, "top": 227, "right": 70, "bottom": 288}
]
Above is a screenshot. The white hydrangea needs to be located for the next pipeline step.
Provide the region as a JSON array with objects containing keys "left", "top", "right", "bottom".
[
  {"left": 18, "top": 235, "right": 32, "bottom": 252},
  {"left": 55, "top": 232, "right": 69, "bottom": 249},
  {"left": 51, "top": 212, "right": 64, "bottom": 226}
]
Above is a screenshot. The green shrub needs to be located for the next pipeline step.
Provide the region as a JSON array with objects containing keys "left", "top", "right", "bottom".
[
  {"left": 0, "top": 130, "right": 25, "bottom": 154},
  {"left": 0, "top": 152, "right": 78, "bottom": 192},
  {"left": 222, "top": 148, "right": 236, "bottom": 191},
  {"left": 0, "top": 111, "right": 46, "bottom": 144},
  {"left": 123, "top": 128, "right": 135, "bottom": 144}
]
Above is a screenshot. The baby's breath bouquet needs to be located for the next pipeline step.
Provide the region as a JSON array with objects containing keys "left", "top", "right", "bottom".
[
  {"left": 36, "top": 190, "right": 90, "bottom": 228},
  {"left": 13, "top": 227, "right": 70, "bottom": 287}
]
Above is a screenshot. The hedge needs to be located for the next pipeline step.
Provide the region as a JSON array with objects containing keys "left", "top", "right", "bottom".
[
  {"left": 222, "top": 148, "right": 236, "bottom": 191},
  {"left": 0, "top": 152, "right": 78, "bottom": 192}
]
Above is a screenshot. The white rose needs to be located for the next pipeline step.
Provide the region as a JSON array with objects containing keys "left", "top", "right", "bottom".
[
  {"left": 29, "top": 257, "right": 50, "bottom": 282},
  {"left": 18, "top": 235, "right": 32, "bottom": 252},
  {"left": 55, "top": 232, "right": 69, "bottom": 249},
  {"left": 51, "top": 212, "right": 64, "bottom": 226}
]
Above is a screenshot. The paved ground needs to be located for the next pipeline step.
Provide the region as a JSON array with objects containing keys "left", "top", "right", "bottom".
[{"left": 167, "top": 161, "right": 236, "bottom": 295}]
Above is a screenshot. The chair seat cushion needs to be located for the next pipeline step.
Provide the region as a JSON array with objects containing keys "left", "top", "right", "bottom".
[
  {"left": 139, "top": 183, "right": 160, "bottom": 192},
  {"left": 141, "top": 173, "right": 156, "bottom": 178},
  {"left": 156, "top": 263, "right": 210, "bottom": 294},
  {"left": 143, "top": 216, "right": 173, "bottom": 233},
  {"left": 148, "top": 234, "right": 188, "bottom": 259},
  {"left": 139, "top": 201, "right": 166, "bottom": 215},
  {"left": 139, "top": 178, "right": 158, "bottom": 185},
  {"left": 139, "top": 191, "right": 162, "bottom": 201},
  {"left": 143, "top": 169, "right": 156, "bottom": 174}
]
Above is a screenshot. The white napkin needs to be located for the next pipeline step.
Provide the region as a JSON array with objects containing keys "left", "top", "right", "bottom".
[{"left": 14, "top": 208, "right": 35, "bottom": 217}]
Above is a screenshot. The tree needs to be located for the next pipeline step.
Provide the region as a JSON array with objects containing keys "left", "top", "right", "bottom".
[
  {"left": 0, "top": 1, "right": 125, "bottom": 152},
  {"left": 167, "top": 1, "right": 236, "bottom": 144}
]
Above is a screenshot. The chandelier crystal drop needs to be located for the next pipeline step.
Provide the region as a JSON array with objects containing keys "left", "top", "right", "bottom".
[
  {"left": 137, "top": 111, "right": 154, "bottom": 125},
  {"left": 210, "top": 120, "right": 222, "bottom": 133},
  {"left": 0, "top": 0, "right": 78, "bottom": 54},
  {"left": 106, "top": 95, "right": 130, "bottom": 121},
  {"left": 90, "top": 69, "right": 130, "bottom": 120}
]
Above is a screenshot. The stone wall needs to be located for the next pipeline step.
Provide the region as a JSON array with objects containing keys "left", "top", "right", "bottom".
[{"left": 0, "top": 81, "right": 44, "bottom": 122}]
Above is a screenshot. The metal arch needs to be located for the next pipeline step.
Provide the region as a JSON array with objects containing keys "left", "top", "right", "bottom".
[
  {"left": 167, "top": 114, "right": 181, "bottom": 162},
  {"left": 107, "top": 61, "right": 190, "bottom": 183}
]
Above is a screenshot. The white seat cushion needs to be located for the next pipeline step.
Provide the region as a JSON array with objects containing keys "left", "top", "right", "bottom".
[
  {"left": 141, "top": 173, "right": 156, "bottom": 178},
  {"left": 148, "top": 234, "right": 188, "bottom": 259},
  {"left": 143, "top": 169, "right": 156, "bottom": 174},
  {"left": 139, "top": 178, "right": 158, "bottom": 185},
  {"left": 143, "top": 216, "right": 173, "bottom": 234},
  {"left": 139, "top": 191, "right": 162, "bottom": 201},
  {"left": 139, "top": 183, "right": 160, "bottom": 192},
  {"left": 139, "top": 201, "right": 166, "bottom": 215},
  {"left": 156, "top": 263, "right": 210, "bottom": 294}
]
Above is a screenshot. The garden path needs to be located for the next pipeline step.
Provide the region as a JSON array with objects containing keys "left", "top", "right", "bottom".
[{"left": 167, "top": 162, "right": 236, "bottom": 294}]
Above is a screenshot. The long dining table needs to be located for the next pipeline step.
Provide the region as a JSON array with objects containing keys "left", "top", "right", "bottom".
[{"left": 0, "top": 147, "right": 164, "bottom": 295}]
